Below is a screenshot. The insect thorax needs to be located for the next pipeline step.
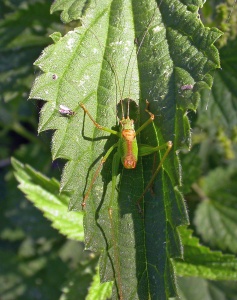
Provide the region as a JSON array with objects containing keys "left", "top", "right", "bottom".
[{"left": 120, "top": 118, "right": 135, "bottom": 131}]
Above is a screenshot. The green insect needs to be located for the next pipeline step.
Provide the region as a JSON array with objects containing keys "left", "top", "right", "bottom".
[{"left": 80, "top": 97, "right": 172, "bottom": 213}]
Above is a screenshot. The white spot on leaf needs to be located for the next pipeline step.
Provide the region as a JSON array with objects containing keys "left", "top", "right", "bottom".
[
  {"left": 66, "top": 38, "right": 75, "bottom": 51},
  {"left": 153, "top": 26, "right": 162, "bottom": 33}
]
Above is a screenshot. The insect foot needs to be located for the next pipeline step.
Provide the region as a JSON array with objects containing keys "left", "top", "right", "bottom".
[{"left": 81, "top": 200, "right": 86, "bottom": 210}]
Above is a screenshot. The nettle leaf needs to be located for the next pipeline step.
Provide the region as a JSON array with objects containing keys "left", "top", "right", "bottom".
[
  {"left": 29, "top": 0, "right": 221, "bottom": 299},
  {"left": 174, "top": 227, "right": 237, "bottom": 280},
  {"left": 11, "top": 158, "right": 84, "bottom": 241},
  {"left": 194, "top": 166, "right": 237, "bottom": 254}
]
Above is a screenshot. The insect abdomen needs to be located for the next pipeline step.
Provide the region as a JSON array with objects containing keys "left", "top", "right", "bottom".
[{"left": 120, "top": 129, "right": 138, "bottom": 169}]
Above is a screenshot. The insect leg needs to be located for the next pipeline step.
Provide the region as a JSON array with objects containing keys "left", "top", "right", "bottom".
[
  {"left": 108, "top": 150, "right": 123, "bottom": 299},
  {"left": 81, "top": 142, "right": 119, "bottom": 209},
  {"left": 80, "top": 103, "right": 120, "bottom": 137},
  {"left": 137, "top": 141, "right": 173, "bottom": 213},
  {"left": 135, "top": 100, "right": 154, "bottom": 135}
]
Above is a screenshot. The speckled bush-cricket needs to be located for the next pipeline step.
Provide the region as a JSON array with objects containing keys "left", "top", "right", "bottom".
[
  {"left": 78, "top": 5, "right": 172, "bottom": 214},
  {"left": 80, "top": 98, "right": 172, "bottom": 212}
]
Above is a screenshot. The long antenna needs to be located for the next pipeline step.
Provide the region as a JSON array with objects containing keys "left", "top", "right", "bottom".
[
  {"left": 127, "top": 6, "right": 158, "bottom": 98},
  {"left": 119, "top": 1, "right": 164, "bottom": 114},
  {"left": 127, "top": 98, "right": 130, "bottom": 119},
  {"left": 81, "top": 20, "right": 125, "bottom": 119}
]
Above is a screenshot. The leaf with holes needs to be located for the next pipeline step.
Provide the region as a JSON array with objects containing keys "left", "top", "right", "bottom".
[{"left": 30, "top": 0, "right": 222, "bottom": 299}]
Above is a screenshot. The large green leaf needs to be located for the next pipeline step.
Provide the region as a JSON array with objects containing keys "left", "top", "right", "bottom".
[
  {"left": 11, "top": 157, "right": 84, "bottom": 241},
  {"left": 174, "top": 227, "right": 237, "bottom": 280},
  {"left": 30, "top": 0, "right": 221, "bottom": 298}
]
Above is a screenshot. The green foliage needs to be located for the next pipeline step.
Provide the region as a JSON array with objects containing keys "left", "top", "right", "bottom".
[
  {"left": 11, "top": 159, "right": 237, "bottom": 298},
  {"left": 194, "top": 166, "right": 237, "bottom": 253},
  {"left": 29, "top": 0, "right": 223, "bottom": 298},
  {"left": 60, "top": 260, "right": 109, "bottom": 300},
  {"left": 0, "top": 2, "right": 94, "bottom": 299},
  {"left": 175, "top": 277, "right": 237, "bottom": 300},
  {"left": 176, "top": 1, "right": 237, "bottom": 297},
  {"left": 50, "top": 0, "right": 88, "bottom": 23},
  {"left": 11, "top": 157, "right": 84, "bottom": 241},
  {"left": 202, "top": 0, "right": 237, "bottom": 48},
  {"left": 85, "top": 266, "right": 113, "bottom": 300},
  {"left": 10, "top": 157, "right": 112, "bottom": 299},
  {"left": 0, "top": 248, "right": 68, "bottom": 300},
  {"left": 1, "top": 0, "right": 237, "bottom": 299},
  {"left": 0, "top": 0, "right": 62, "bottom": 158},
  {"left": 175, "top": 227, "right": 237, "bottom": 280}
]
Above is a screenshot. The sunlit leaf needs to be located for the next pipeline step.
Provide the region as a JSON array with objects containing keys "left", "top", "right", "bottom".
[
  {"left": 30, "top": 0, "right": 221, "bottom": 298},
  {"left": 175, "top": 227, "right": 237, "bottom": 280},
  {"left": 12, "top": 157, "right": 84, "bottom": 241}
]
